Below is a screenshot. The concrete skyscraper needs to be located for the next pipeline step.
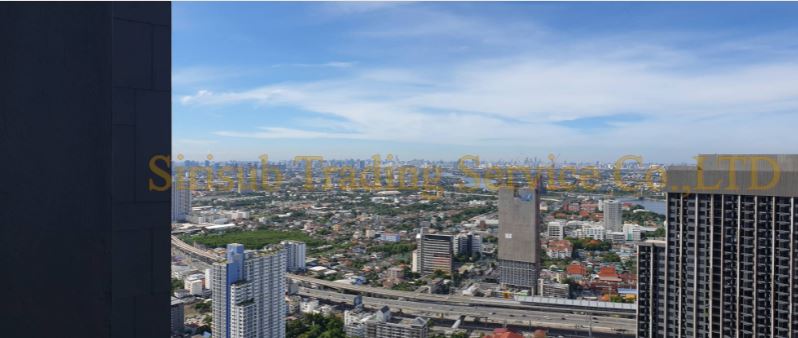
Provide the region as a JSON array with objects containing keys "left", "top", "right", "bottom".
[
  {"left": 637, "top": 154, "right": 798, "bottom": 337},
  {"left": 498, "top": 185, "right": 541, "bottom": 292},
  {"left": 211, "top": 243, "right": 287, "bottom": 338},
  {"left": 603, "top": 199, "right": 622, "bottom": 231},
  {"left": 418, "top": 233, "right": 454, "bottom": 276},
  {"left": 281, "top": 240, "right": 306, "bottom": 272}
]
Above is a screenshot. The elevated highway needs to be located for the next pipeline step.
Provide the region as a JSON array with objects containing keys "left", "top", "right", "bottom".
[
  {"left": 300, "top": 288, "right": 635, "bottom": 335},
  {"left": 289, "top": 273, "right": 635, "bottom": 317}
]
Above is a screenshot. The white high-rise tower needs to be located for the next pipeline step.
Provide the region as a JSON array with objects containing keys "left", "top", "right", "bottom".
[
  {"left": 603, "top": 199, "right": 622, "bottom": 231},
  {"left": 171, "top": 177, "right": 191, "bottom": 222},
  {"left": 281, "top": 240, "right": 306, "bottom": 272},
  {"left": 211, "top": 244, "right": 286, "bottom": 338}
]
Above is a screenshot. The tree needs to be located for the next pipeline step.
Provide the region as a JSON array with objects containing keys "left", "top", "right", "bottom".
[
  {"left": 602, "top": 252, "right": 621, "bottom": 262},
  {"left": 171, "top": 278, "right": 183, "bottom": 292},
  {"left": 194, "top": 301, "right": 211, "bottom": 314},
  {"left": 287, "top": 313, "right": 346, "bottom": 338}
]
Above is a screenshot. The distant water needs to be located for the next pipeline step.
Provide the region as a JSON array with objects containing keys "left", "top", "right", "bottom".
[
  {"left": 446, "top": 173, "right": 668, "bottom": 215},
  {"left": 619, "top": 198, "right": 666, "bottom": 215}
]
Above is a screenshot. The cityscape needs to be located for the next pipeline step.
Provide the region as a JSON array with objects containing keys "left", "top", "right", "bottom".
[
  {"left": 167, "top": 154, "right": 798, "bottom": 338},
  {"left": 4, "top": 2, "right": 798, "bottom": 338},
  {"left": 169, "top": 156, "right": 668, "bottom": 337},
  {"left": 164, "top": 3, "right": 798, "bottom": 337}
]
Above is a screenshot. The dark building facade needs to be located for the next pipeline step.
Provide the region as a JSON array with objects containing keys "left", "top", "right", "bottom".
[
  {"left": 637, "top": 154, "right": 798, "bottom": 337},
  {"left": 636, "top": 240, "right": 667, "bottom": 337},
  {"left": 0, "top": 3, "right": 171, "bottom": 337}
]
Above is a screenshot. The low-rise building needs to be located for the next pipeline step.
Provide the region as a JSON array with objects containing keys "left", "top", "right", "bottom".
[
  {"left": 547, "top": 221, "right": 565, "bottom": 240},
  {"left": 537, "top": 279, "right": 570, "bottom": 298},
  {"left": 546, "top": 239, "right": 573, "bottom": 259}
]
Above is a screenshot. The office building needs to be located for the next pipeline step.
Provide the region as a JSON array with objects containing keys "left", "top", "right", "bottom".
[
  {"left": 547, "top": 221, "right": 565, "bottom": 240},
  {"left": 498, "top": 186, "right": 541, "bottom": 292},
  {"left": 172, "top": 177, "right": 191, "bottom": 222},
  {"left": 281, "top": 240, "right": 306, "bottom": 272},
  {"left": 454, "top": 232, "right": 482, "bottom": 257},
  {"left": 636, "top": 155, "right": 798, "bottom": 337},
  {"left": 603, "top": 199, "right": 622, "bottom": 231},
  {"left": 418, "top": 233, "right": 454, "bottom": 276},
  {"left": 211, "top": 243, "right": 287, "bottom": 338}
]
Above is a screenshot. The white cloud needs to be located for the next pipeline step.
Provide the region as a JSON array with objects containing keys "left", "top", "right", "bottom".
[
  {"left": 174, "top": 5, "right": 798, "bottom": 161},
  {"left": 180, "top": 53, "right": 798, "bottom": 150}
]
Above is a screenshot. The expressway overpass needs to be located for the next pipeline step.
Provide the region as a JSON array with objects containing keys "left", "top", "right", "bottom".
[
  {"left": 300, "top": 288, "right": 635, "bottom": 335},
  {"left": 172, "top": 235, "right": 222, "bottom": 263},
  {"left": 288, "top": 273, "right": 635, "bottom": 317}
]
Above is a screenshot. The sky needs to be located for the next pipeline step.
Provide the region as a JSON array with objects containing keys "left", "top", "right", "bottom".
[{"left": 173, "top": 2, "right": 798, "bottom": 164}]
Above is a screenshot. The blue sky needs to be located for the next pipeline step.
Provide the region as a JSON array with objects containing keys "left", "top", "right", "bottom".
[{"left": 173, "top": 2, "right": 798, "bottom": 163}]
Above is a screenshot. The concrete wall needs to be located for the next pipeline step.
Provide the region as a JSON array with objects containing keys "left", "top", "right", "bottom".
[
  {"left": 667, "top": 154, "right": 798, "bottom": 196},
  {"left": 497, "top": 187, "right": 540, "bottom": 262},
  {"left": 0, "top": 3, "right": 171, "bottom": 337}
]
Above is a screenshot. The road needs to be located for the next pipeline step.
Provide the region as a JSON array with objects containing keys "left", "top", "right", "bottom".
[
  {"left": 300, "top": 288, "right": 635, "bottom": 335},
  {"left": 288, "top": 273, "right": 634, "bottom": 317}
]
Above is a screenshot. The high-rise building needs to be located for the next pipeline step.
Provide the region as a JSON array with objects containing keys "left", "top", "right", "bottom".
[
  {"left": 211, "top": 243, "right": 286, "bottom": 338},
  {"left": 418, "top": 233, "right": 454, "bottom": 276},
  {"left": 498, "top": 186, "right": 541, "bottom": 292},
  {"left": 454, "top": 232, "right": 482, "bottom": 257},
  {"left": 636, "top": 154, "right": 798, "bottom": 337},
  {"left": 171, "top": 297, "right": 185, "bottom": 335},
  {"left": 172, "top": 177, "right": 191, "bottom": 223},
  {"left": 603, "top": 199, "right": 622, "bottom": 231},
  {"left": 2, "top": 4, "right": 172, "bottom": 337},
  {"left": 281, "top": 240, "right": 306, "bottom": 272},
  {"left": 636, "top": 240, "right": 666, "bottom": 337}
]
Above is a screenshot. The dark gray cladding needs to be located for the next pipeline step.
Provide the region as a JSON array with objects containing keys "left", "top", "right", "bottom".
[
  {"left": 0, "top": 3, "right": 171, "bottom": 338},
  {"left": 666, "top": 154, "right": 798, "bottom": 197}
]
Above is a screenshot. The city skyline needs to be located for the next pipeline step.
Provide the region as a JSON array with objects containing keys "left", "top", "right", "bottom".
[{"left": 174, "top": 2, "right": 798, "bottom": 162}]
